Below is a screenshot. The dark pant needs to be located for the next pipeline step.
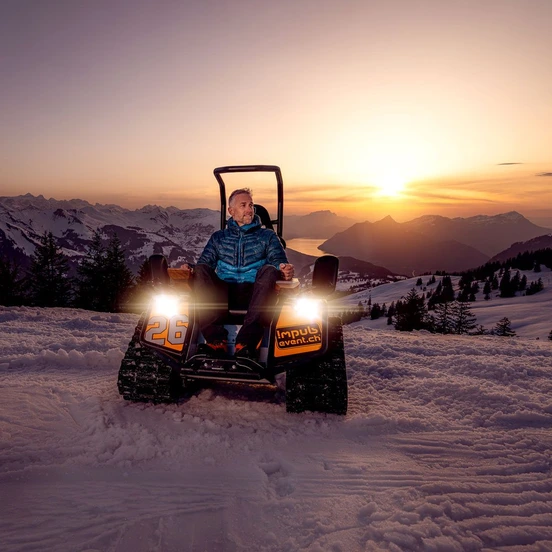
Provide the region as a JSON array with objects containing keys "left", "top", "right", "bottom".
[{"left": 193, "top": 264, "right": 281, "bottom": 349}]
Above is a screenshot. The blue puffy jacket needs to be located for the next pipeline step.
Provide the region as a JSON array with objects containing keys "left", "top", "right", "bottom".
[{"left": 197, "top": 215, "right": 288, "bottom": 283}]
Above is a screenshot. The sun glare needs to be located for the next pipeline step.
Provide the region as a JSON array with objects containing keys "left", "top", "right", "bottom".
[{"left": 374, "top": 168, "right": 408, "bottom": 198}]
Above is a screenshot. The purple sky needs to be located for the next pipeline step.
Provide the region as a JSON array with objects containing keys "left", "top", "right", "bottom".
[{"left": 1, "top": 0, "right": 552, "bottom": 224}]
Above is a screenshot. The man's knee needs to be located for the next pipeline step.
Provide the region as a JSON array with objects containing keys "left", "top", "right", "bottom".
[
  {"left": 193, "top": 263, "right": 217, "bottom": 286},
  {"left": 255, "top": 264, "right": 280, "bottom": 284},
  {"left": 194, "top": 263, "right": 213, "bottom": 278}
]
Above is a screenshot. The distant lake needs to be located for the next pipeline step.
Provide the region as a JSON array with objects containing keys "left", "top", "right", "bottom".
[{"left": 286, "top": 238, "right": 329, "bottom": 257}]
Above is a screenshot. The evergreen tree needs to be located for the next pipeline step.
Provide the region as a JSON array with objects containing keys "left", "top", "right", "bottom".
[
  {"left": 135, "top": 258, "right": 152, "bottom": 287},
  {"left": 458, "top": 274, "right": 473, "bottom": 292},
  {"left": 457, "top": 287, "right": 470, "bottom": 303},
  {"left": 548, "top": 330, "right": 552, "bottom": 341},
  {"left": 395, "top": 288, "right": 430, "bottom": 332},
  {"left": 27, "top": 231, "right": 72, "bottom": 307},
  {"left": 499, "top": 269, "right": 515, "bottom": 298},
  {"left": 75, "top": 230, "right": 107, "bottom": 311},
  {"left": 452, "top": 300, "right": 477, "bottom": 334},
  {"left": 427, "top": 276, "right": 455, "bottom": 309},
  {"left": 433, "top": 300, "right": 454, "bottom": 334},
  {"left": 494, "top": 317, "right": 516, "bottom": 337},
  {"left": 370, "top": 302, "right": 383, "bottom": 320},
  {"left": 124, "top": 257, "right": 152, "bottom": 313},
  {"left": 511, "top": 271, "right": 521, "bottom": 292},
  {"left": 472, "top": 324, "right": 487, "bottom": 335},
  {"left": 76, "top": 230, "right": 134, "bottom": 312},
  {"left": 441, "top": 276, "right": 455, "bottom": 302},
  {"left": 526, "top": 278, "right": 544, "bottom": 296},
  {"left": 0, "top": 255, "right": 25, "bottom": 306},
  {"left": 104, "top": 234, "right": 135, "bottom": 312}
]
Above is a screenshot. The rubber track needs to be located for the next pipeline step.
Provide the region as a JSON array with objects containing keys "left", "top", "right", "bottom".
[
  {"left": 285, "top": 316, "right": 348, "bottom": 415},
  {"left": 117, "top": 315, "right": 182, "bottom": 403}
]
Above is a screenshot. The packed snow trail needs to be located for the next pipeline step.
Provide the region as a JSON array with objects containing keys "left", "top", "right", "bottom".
[{"left": 1, "top": 306, "right": 552, "bottom": 551}]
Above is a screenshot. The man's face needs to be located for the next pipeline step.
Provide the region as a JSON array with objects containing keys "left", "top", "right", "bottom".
[{"left": 228, "top": 192, "right": 254, "bottom": 226}]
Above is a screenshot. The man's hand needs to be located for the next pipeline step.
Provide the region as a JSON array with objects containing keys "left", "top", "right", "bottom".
[
  {"left": 179, "top": 263, "right": 194, "bottom": 276},
  {"left": 279, "top": 263, "right": 295, "bottom": 281}
]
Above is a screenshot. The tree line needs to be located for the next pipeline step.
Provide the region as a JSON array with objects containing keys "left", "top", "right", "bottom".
[
  {"left": 0, "top": 230, "right": 151, "bottom": 312},
  {"left": 339, "top": 248, "right": 552, "bottom": 339},
  {"left": 341, "top": 287, "right": 522, "bottom": 337}
]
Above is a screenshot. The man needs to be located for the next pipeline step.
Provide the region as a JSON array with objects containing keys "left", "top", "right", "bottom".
[{"left": 182, "top": 188, "right": 294, "bottom": 359}]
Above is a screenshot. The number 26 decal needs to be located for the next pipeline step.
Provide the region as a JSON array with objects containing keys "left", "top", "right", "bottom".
[{"left": 144, "top": 315, "right": 189, "bottom": 346}]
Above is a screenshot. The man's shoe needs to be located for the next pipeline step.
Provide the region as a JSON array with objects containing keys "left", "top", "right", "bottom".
[
  {"left": 234, "top": 342, "right": 257, "bottom": 361},
  {"left": 197, "top": 341, "right": 228, "bottom": 358}
]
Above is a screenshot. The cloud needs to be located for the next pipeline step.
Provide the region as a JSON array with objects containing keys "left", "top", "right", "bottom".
[
  {"left": 536, "top": 172, "right": 552, "bottom": 177},
  {"left": 497, "top": 162, "right": 523, "bottom": 165}
]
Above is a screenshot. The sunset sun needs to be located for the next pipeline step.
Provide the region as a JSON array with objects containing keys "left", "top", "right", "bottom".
[{"left": 374, "top": 168, "right": 408, "bottom": 198}]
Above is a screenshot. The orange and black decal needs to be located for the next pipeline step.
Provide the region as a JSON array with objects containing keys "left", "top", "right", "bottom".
[
  {"left": 274, "top": 323, "right": 323, "bottom": 357},
  {"left": 143, "top": 300, "right": 190, "bottom": 353}
]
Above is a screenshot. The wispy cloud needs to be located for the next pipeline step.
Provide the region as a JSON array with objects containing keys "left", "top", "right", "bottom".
[
  {"left": 497, "top": 162, "right": 523, "bottom": 166},
  {"left": 536, "top": 172, "right": 552, "bottom": 177}
]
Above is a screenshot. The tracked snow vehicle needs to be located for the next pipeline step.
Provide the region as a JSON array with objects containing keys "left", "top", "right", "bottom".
[{"left": 117, "top": 165, "right": 347, "bottom": 414}]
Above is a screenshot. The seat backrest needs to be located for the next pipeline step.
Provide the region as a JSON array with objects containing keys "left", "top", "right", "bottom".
[
  {"left": 254, "top": 204, "right": 273, "bottom": 230},
  {"left": 255, "top": 203, "right": 286, "bottom": 248}
]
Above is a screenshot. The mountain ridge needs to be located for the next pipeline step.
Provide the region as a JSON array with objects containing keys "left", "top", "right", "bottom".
[
  {"left": 320, "top": 211, "right": 550, "bottom": 275},
  {"left": 1, "top": 194, "right": 551, "bottom": 277}
]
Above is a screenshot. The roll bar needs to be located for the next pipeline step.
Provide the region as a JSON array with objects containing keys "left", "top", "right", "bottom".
[{"left": 213, "top": 165, "right": 284, "bottom": 239}]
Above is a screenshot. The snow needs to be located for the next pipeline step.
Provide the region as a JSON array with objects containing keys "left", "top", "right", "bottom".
[
  {"left": 1, "top": 302, "right": 552, "bottom": 551},
  {"left": 0, "top": 194, "right": 220, "bottom": 262},
  {"left": 338, "top": 268, "right": 552, "bottom": 340}
]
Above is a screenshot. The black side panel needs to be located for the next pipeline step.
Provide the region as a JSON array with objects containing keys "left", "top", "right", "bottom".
[{"left": 312, "top": 255, "right": 339, "bottom": 296}]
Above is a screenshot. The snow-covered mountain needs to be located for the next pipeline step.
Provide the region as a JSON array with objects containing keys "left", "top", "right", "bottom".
[
  {"left": 0, "top": 194, "right": 220, "bottom": 272},
  {"left": 0, "top": 194, "right": 396, "bottom": 278},
  {"left": 2, "top": 194, "right": 551, "bottom": 279}
]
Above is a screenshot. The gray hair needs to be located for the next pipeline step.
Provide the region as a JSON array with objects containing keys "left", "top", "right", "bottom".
[{"left": 228, "top": 187, "right": 253, "bottom": 206}]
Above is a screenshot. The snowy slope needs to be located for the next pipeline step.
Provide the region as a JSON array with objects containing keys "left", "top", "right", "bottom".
[
  {"left": 337, "top": 267, "right": 552, "bottom": 340},
  {"left": 1, "top": 304, "right": 552, "bottom": 551}
]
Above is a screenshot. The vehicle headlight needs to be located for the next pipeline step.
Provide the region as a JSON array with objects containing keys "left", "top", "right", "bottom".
[
  {"left": 293, "top": 296, "right": 323, "bottom": 321},
  {"left": 153, "top": 294, "right": 180, "bottom": 318}
]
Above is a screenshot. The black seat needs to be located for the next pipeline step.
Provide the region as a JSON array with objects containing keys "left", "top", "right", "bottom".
[
  {"left": 254, "top": 204, "right": 273, "bottom": 230},
  {"left": 254, "top": 204, "right": 286, "bottom": 248}
]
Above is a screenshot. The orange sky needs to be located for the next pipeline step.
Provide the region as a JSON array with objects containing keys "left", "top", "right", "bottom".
[{"left": 1, "top": 0, "right": 552, "bottom": 225}]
